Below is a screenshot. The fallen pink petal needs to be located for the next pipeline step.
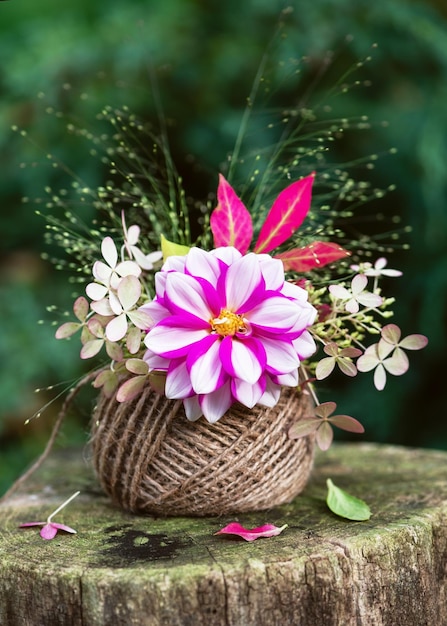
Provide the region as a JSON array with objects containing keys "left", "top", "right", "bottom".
[
  {"left": 215, "top": 522, "right": 288, "bottom": 541},
  {"left": 19, "top": 491, "right": 80, "bottom": 541}
]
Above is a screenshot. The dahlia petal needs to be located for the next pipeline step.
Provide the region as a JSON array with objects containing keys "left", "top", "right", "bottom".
[
  {"left": 257, "top": 376, "right": 281, "bottom": 407},
  {"left": 220, "top": 337, "right": 263, "bottom": 383},
  {"left": 139, "top": 300, "right": 170, "bottom": 325},
  {"left": 188, "top": 336, "right": 225, "bottom": 394},
  {"left": 161, "top": 257, "right": 186, "bottom": 276},
  {"left": 272, "top": 370, "right": 299, "bottom": 386},
  {"left": 165, "top": 360, "right": 194, "bottom": 399},
  {"left": 249, "top": 296, "right": 300, "bottom": 332},
  {"left": 258, "top": 254, "right": 285, "bottom": 290},
  {"left": 143, "top": 351, "right": 170, "bottom": 370},
  {"left": 288, "top": 304, "right": 318, "bottom": 332},
  {"left": 183, "top": 395, "right": 203, "bottom": 421},
  {"left": 144, "top": 319, "right": 209, "bottom": 358},
  {"left": 260, "top": 336, "right": 299, "bottom": 374},
  {"left": 280, "top": 280, "right": 309, "bottom": 301},
  {"left": 231, "top": 378, "right": 265, "bottom": 408},
  {"left": 210, "top": 246, "right": 242, "bottom": 265},
  {"left": 185, "top": 247, "right": 221, "bottom": 287},
  {"left": 154, "top": 271, "right": 168, "bottom": 299},
  {"left": 165, "top": 272, "right": 211, "bottom": 320},
  {"left": 225, "top": 254, "right": 264, "bottom": 311},
  {"left": 199, "top": 382, "right": 233, "bottom": 423},
  {"left": 292, "top": 331, "right": 317, "bottom": 359}
]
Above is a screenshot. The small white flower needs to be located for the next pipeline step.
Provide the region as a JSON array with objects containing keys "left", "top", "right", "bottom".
[
  {"left": 350, "top": 257, "right": 402, "bottom": 278},
  {"left": 86, "top": 236, "right": 141, "bottom": 301},
  {"left": 329, "top": 274, "right": 382, "bottom": 313},
  {"left": 357, "top": 323, "right": 427, "bottom": 390},
  {"left": 122, "top": 214, "right": 163, "bottom": 271}
]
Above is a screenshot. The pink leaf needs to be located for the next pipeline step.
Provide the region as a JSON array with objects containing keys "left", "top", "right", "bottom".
[
  {"left": 288, "top": 417, "right": 321, "bottom": 439},
  {"left": 399, "top": 334, "right": 428, "bottom": 351},
  {"left": 215, "top": 522, "right": 288, "bottom": 542},
  {"left": 316, "top": 421, "right": 334, "bottom": 451},
  {"left": 116, "top": 376, "right": 147, "bottom": 402},
  {"left": 329, "top": 415, "right": 365, "bottom": 433},
  {"left": 276, "top": 241, "right": 351, "bottom": 272},
  {"left": 55, "top": 322, "right": 81, "bottom": 339},
  {"left": 73, "top": 296, "right": 89, "bottom": 322},
  {"left": 80, "top": 339, "right": 104, "bottom": 359},
  {"left": 315, "top": 401, "right": 337, "bottom": 419},
  {"left": 253, "top": 173, "right": 315, "bottom": 254},
  {"left": 210, "top": 174, "right": 253, "bottom": 253}
]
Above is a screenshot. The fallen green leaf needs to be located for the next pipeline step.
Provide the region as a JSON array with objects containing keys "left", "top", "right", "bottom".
[{"left": 326, "top": 478, "right": 371, "bottom": 521}]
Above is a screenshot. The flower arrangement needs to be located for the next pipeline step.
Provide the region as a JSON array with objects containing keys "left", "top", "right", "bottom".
[
  {"left": 56, "top": 168, "right": 427, "bottom": 448},
  {"left": 8, "top": 48, "right": 428, "bottom": 515}
]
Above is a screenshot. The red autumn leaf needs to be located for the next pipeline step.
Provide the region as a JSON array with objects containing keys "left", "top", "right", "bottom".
[
  {"left": 253, "top": 173, "right": 315, "bottom": 254},
  {"left": 275, "top": 241, "right": 350, "bottom": 272},
  {"left": 214, "top": 522, "right": 288, "bottom": 542},
  {"left": 210, "top": 174, "right": 253, "bottom": 254}
]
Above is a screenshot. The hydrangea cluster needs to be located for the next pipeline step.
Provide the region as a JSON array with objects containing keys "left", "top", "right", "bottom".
[{"left": 56, "top": 173, "right": 427, "bottom": 447}]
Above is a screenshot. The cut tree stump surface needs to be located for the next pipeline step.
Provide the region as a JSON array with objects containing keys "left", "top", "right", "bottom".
[{"left": 2, "top": 443, "right": 447, "bottom": 626}]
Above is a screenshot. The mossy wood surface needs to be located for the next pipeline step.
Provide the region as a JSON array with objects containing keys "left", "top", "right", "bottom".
[{"left": 2, "top": 443, "right": 447, "bottom": 626}]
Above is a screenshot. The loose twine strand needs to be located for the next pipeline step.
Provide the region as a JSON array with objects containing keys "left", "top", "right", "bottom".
[
  {"left": 91, "top": 385, "right": 315, "bottom": 516},
  {"left": 0, "top": 370, "right": 101, "bottom": 504}
]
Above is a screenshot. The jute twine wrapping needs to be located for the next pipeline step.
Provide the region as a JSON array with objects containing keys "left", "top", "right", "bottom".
[{"left": 90, "top": 385, "right": 315, "bottom": 516}]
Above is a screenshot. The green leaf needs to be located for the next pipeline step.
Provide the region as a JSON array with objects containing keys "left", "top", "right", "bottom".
[
  {"left": 160, "top": 234, "right": 190, "bottom": 260},
  {"left": 326, "top": 478, "right": 371, "bottom": 521}
]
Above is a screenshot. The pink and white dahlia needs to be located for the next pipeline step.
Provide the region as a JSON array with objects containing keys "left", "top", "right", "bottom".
[{"left": 141, "top": 247, "right": 317, "bottom": 423}]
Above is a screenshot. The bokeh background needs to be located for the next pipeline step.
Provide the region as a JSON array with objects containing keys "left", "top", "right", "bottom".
[{"left": 1, "top": 0, "right": 446, "bottom": 495}]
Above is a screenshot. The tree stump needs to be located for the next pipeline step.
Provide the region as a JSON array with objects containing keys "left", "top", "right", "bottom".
[{"left": 1, "top": 443, "right": 447, "bottom": 626}]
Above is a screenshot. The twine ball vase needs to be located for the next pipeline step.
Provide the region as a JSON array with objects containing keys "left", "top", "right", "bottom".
[{"left": 91, "top": 385, "right": 315, "bottom": 516}]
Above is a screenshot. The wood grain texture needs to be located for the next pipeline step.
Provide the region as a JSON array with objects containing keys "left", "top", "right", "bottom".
[{"left": 1, "top": 443, "right": 447, "bottom": 626}]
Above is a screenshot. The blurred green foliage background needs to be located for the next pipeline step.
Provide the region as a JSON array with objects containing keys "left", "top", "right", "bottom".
[{"left": 1, "top": 0, "right": 446, "bottom": 495}]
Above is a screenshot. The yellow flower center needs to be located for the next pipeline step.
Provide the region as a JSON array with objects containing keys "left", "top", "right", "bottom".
[{"left": 210, "top": 309, "right": 247, "bottom": 337}]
